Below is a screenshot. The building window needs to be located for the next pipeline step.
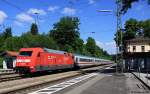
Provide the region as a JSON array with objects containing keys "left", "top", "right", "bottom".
[
  {"left": 141, "top": 46, "right": 145, "bottom": 52},
  {"left": 127, "top": 47, "right": 130, "bottom": 52},
  {"left": 133, "top": 46, "right": 136, "bottom": 52}
]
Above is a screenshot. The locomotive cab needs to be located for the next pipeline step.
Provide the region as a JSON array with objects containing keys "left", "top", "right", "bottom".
[{"left": 16, "top": 48, "right": 43, "bottom": 73}]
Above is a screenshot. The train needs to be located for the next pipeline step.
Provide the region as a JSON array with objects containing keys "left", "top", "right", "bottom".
[{"left": 15, "top": 47, "right": 112, "bottom": 74}]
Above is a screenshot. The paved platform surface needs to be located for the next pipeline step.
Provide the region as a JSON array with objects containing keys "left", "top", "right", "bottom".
[
  {"left": 133, "top": 72, "right": 150, "bottom": 87},
  {"left": 32, "top": 67, "right": 150, "bottom": 94}
]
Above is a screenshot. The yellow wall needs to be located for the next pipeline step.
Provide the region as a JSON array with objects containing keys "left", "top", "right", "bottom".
[{"left": 126, "top": 43, "right": 150, "bottom": 52}]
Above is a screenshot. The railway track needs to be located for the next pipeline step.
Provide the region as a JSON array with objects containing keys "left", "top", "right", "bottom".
[
  {"left": 0, "top": 64, "right": 115, "bottom": 94},
  {"left": 0, "top": 64, "right": 113, "bottom": 83},
  {"left": 0, "top": 74, "right": 21, "bottom": 82},
  {"left": 0, "top": 69, "right": 20, "bottom": 82},
  {"left": 0, "top": 69, "right": 15, "bottom": 75}
]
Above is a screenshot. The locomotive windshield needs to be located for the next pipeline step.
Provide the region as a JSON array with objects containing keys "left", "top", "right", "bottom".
[{"left": 19, "top": 51, "right": 32, "bottom": 56}]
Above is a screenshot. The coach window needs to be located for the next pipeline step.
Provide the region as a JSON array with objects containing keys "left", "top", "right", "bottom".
[
  {"left": 79, "top": 58, "right": 84, "bottom": 61},
  {"left": 127, "top": 47, "right": 130, "bottom": 52},
  {"left": 133, "top": 46, "right": 136, "bottom": 52},
  {"left": 76, "top": 58, "right": 78, "bottom": 63},
  {"left": 96, "top": 60, "right": 101, "bottom": 62},
  {"left": 89, "top": 59, "right": 92, "bottom": 62},
  {"left": 80, "top": 58, "right": 90, "bottom": 62},
  {"left": 141, "top": 46, "right": 145, "bottom": 52},
  {"left": 88, "top": 59, "right": 91, "bottom": 62}
]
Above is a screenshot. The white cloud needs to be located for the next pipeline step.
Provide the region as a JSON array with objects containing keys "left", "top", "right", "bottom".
[
  {"left": 62, "top": 7, "right": 76, "bottom": 15},
  {"left": 88, "top": 0, "right": 96, "bottom": 4},
  {"left": 0, "top": 10, "right": 8, "bottom": 24},
  {"left": 14, "top": 21, "right": 23, "bottom": 26},
  {"left": 27, "top": 8, "right": 47, "bottom": 15},
  {"left": 96, "top": 41, "right": 116, "bottom": 54},
  {"left": 16, "top": 13, "right": 34, "bottom": 23},
  {"left": 48, "top": 6, "right": 59, "bottom": 12}
]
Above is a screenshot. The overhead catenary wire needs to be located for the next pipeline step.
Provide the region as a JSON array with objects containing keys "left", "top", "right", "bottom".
[
  {"left": 1, "top": 0, "right": 25, "bottom": 12},
  {"left": 0, "top": 0, "right": 44, "bottom": 30},
  {"left": 0, "top": 0, "right": 110, "bottom": 32},
  {"left": 71, "top": 0, "right": 101, "bottom": 10},
  {"left": 0, "top": 0, "right": 28, "bottom": 24}
]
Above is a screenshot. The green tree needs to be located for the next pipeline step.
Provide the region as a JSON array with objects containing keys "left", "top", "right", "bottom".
[
  {"left": 124, "top": 18, "right": 139, "bottom": 40},
  {"left": 85, "top": 37, "right": 97, "bottom": 56},
  {"left": 82, "top": 45, "right": 91, "bottom": 56},
  {"left": 2, "top": 37, "right": 24, "bottom": 51},
  {"left": 30, "top": 23, "right": 38, "bottom": 35},
  {"left": 3, "top": 27, "right": 12, "bottom": 39},
  {"left": 0, "top": 16, "right": 111, "bottom": 60},
  {"left": 0, "top": 27, "right": 12, "bottom": 51},
  {"left": 121, "top": 0, "right": 150, "bottom": 14},
  {"left": 95, "top": 45, "right": 103, "bottom": 57},
  {"left": 0, "top": 33, "right": 5, "bottom": 51},
  {"left": 114, "top": 18, "right": 139, "bottom": 46},
  {"left": 21, "top": 33, "right": 58, "bottom": 49},
  {"left": 63, "top": 44, "right": 74, "bottom": 53},
  {"left": 142, "top": 19, "right": 150, "bottom": 38},
  {"left": 114, "top": 30, "right": 123, "bottom": 46},
  {"left": 49, "top": 16, "right": 80, "bottom": 52},
  {"left": 73, "top": 38, "right": 84, "bottom": 54}
]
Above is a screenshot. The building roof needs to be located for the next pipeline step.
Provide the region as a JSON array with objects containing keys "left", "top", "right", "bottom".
[
  {"left": 126, "top": 36, "right": 150, "bottom": 43},
  {"left": 44, "top": 48, "right": 66, "bottom": 54},
  {"left": 0, "top": 51, "right": 19, "bottom": 57}
]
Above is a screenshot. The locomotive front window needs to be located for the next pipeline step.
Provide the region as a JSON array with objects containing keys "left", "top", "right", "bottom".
[{"left": 19, "top": 51, "right": 32, "bottom": 56}]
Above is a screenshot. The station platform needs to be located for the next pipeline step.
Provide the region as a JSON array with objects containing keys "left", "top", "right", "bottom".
[
  {"left": 132, "top": 72, "right": 150, "bottom": 88},
  {"left": 29, "top": 67, "right": 150, "bottom": 94}
]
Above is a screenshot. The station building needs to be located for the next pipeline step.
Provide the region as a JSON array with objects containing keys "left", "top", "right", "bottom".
[
  {"left": 0, "top": 51, "right": 19, "bottom": 69},
  {"left": 124, "top": 36, "right": 150, "bottom": 72}
]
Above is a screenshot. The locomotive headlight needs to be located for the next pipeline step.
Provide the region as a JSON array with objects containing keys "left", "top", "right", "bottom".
[
  {"left": 24, "top": 59, "right": 31, "bottom": 62},
  {"left": 17, "top": 59, "right": 31, "bottom": 63},
  {"left": 30, "top": 66, "right": 34, "bottom": 69}
]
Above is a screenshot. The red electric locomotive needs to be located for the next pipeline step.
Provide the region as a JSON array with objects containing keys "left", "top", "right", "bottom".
[
  {"left": 16, "top": 48, "right": 74, "bottom": 73},
  {"left": 16, "top": 47, "right": 112, "bottom": 74}
]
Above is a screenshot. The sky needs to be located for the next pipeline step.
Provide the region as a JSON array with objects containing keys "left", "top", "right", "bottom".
[{"left": 0, "top": 0, "right": 150, "bottom": 54}]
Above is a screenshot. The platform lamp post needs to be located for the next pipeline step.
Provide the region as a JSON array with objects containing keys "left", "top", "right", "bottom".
[
  {"left": 34, "top": 12, "right": 40, "bottom": 26},
  {"left": 97, "top": 0, "right": 123, "bottom": 74},
  {"left": 116, "top": 0, "right": 123, "bottom": 74},
  {"left": 97, "top": 9, "right": 120, "bottom": 73}
]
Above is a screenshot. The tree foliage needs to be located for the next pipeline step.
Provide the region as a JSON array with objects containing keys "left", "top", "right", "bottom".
[
  {"left": 3, "top": 27, "right": 12, "bottom": 39},
  {"left": 0, "top": 27, "right": 12, "bottom": 51},
  {"left": 121, "top": 0, "right": 150, "bottom": 14},
  {"left": 85, "top": 37, "right": 110, "bottom": 58},
  {"left": 86, "top": 37, "right": 97, "bottom": 56},
  {"left": 124, "top": 18, "right": 139, "bottom": 40},
  {"left": 114, "top": 18, "right": 150, "bottom": 52},
  {"left": 142, "top": 20, "right": 150, "bottom": 38},
  {"left": 49, "top": 16, "right": 80, "bottom": 52},
  {"left": 114, "top": 30, "right": 124, "bottom": 46},
  {"left": 0, "top": 16, "right": 111, "bottom": 59},
  {"left": 30, "top": 23, "right": 38, "bottom": 35},
  {"left": 121, "top": 0, "right": 138, "bottom": 14}
]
